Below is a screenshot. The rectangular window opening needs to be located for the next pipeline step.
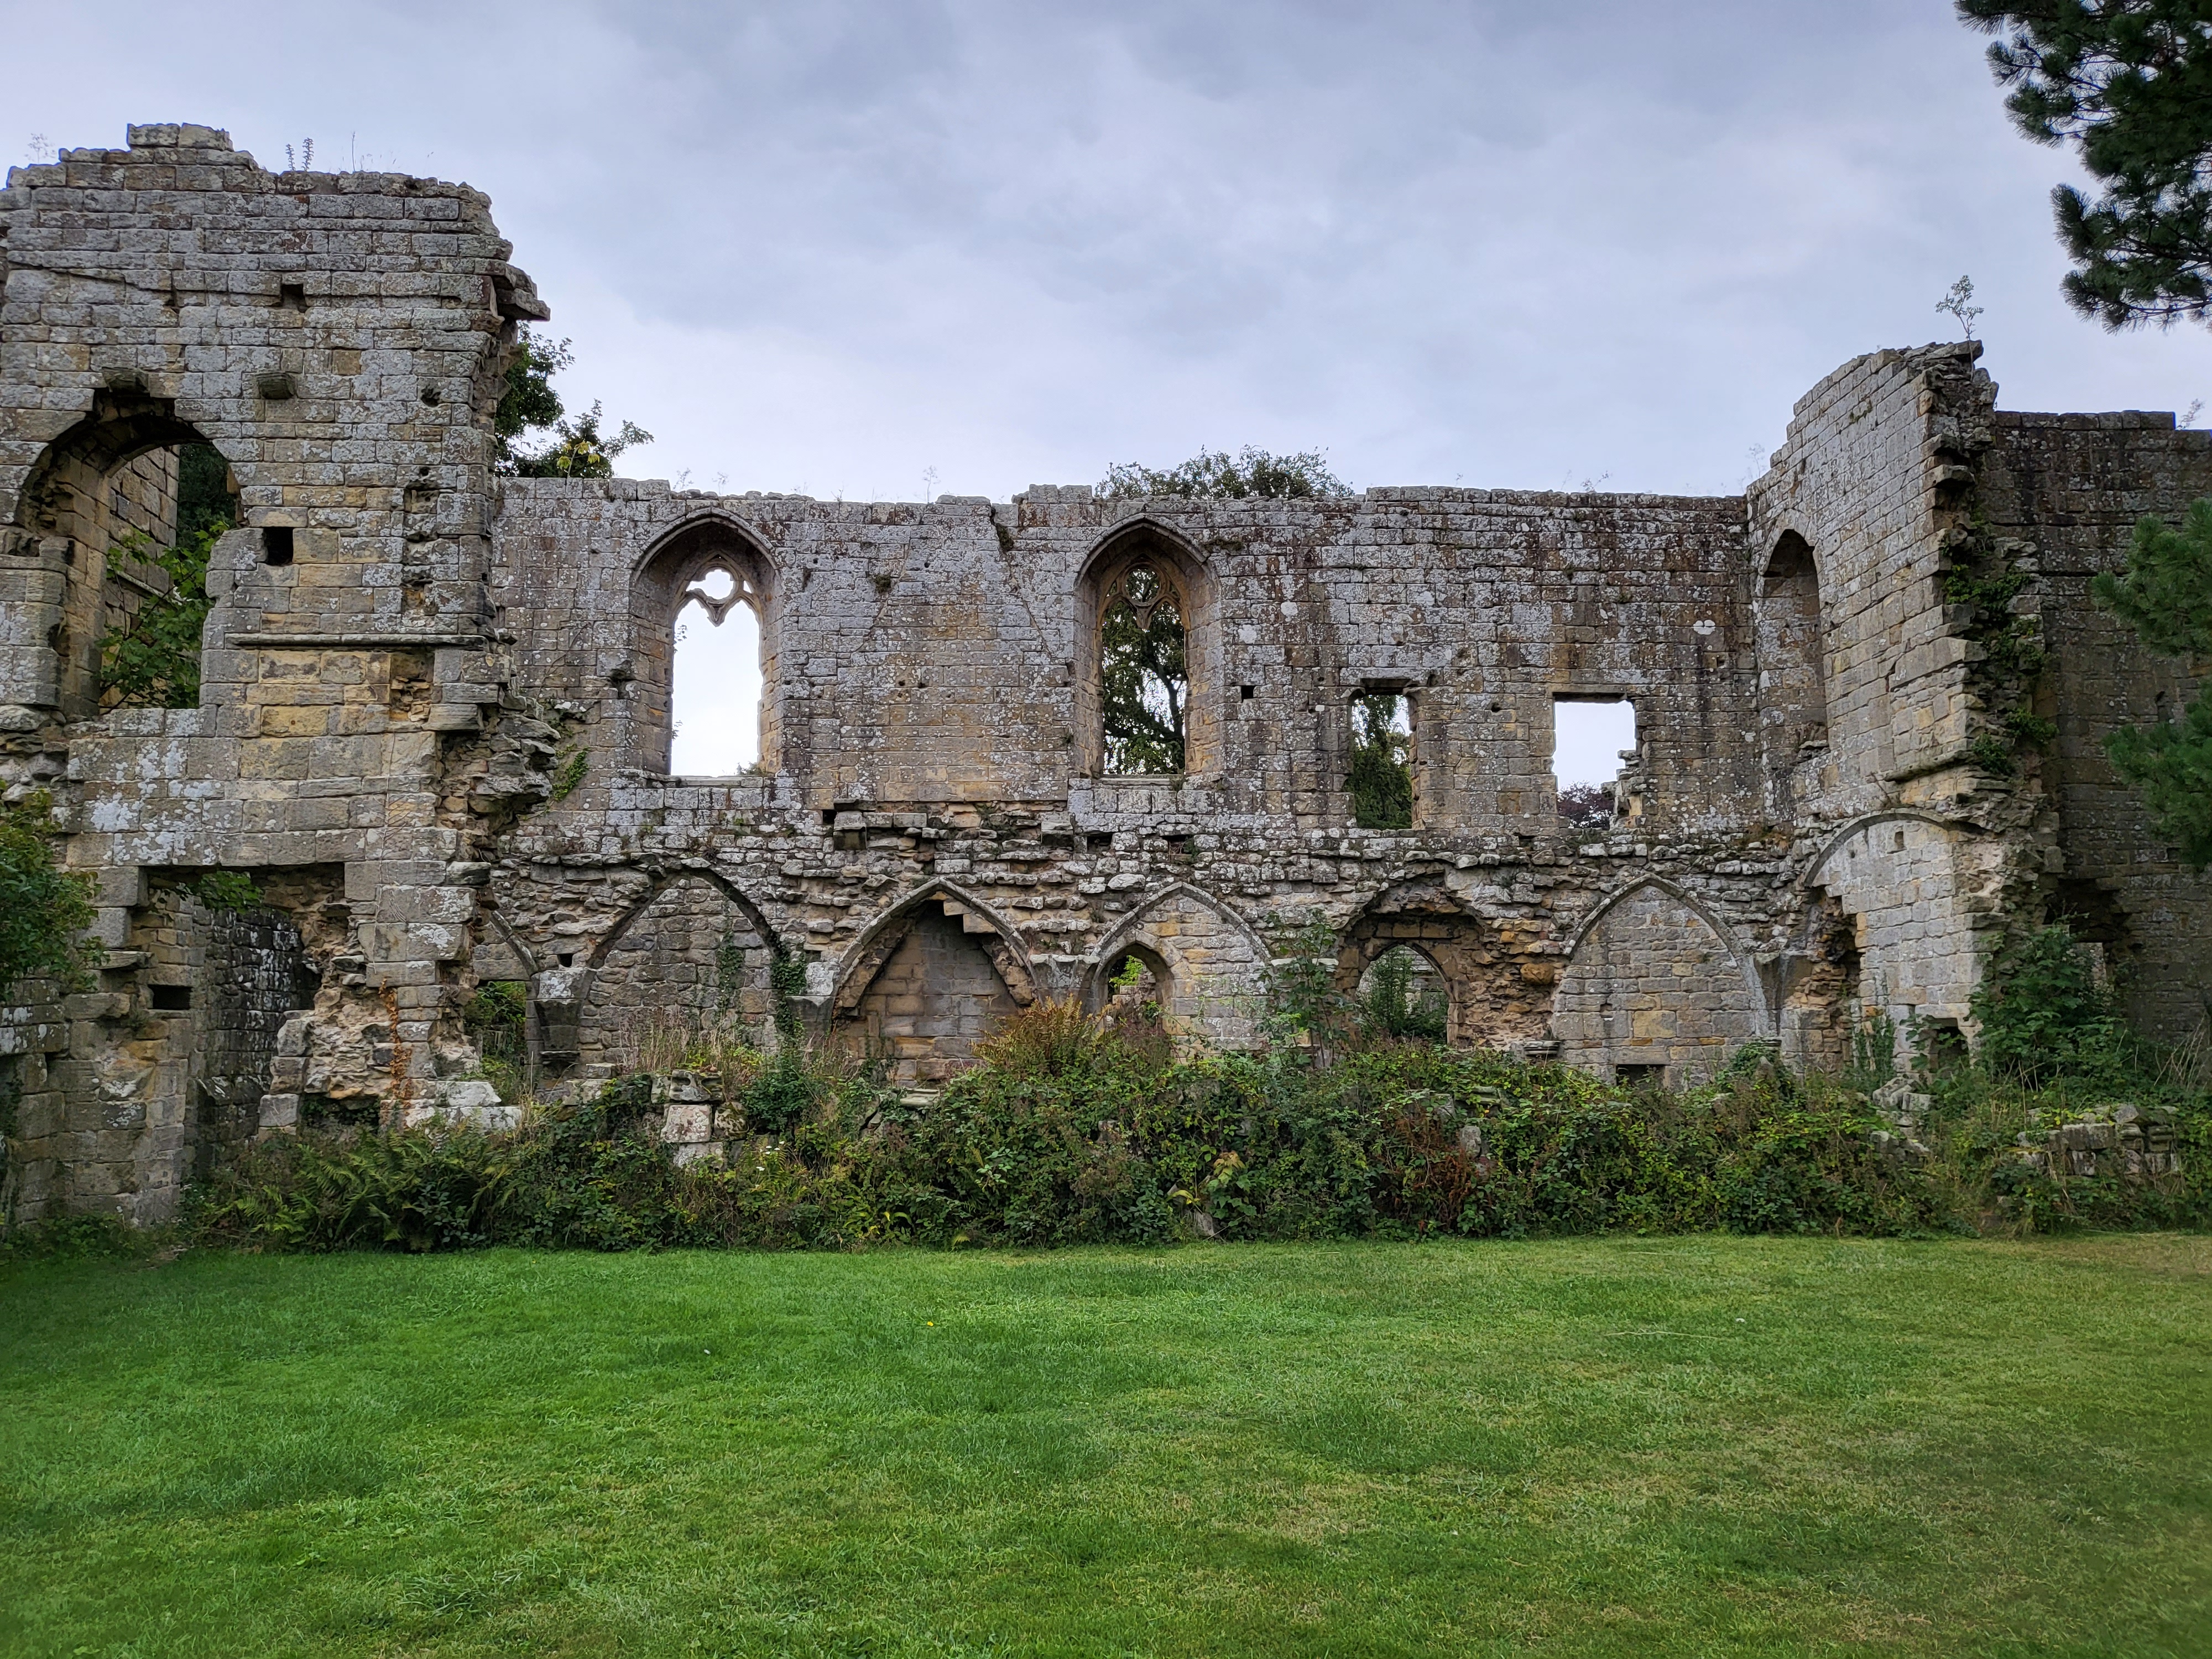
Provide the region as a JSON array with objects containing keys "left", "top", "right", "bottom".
[
  {"left": 1348, "top": 690, "right": 1413, "bottom": 830},
  {"left": 262, "top": 525, "right": 295, "bottom": 566},
  {"left": 150, "top": 984, "right": 192, "bottom": 1011},
  {"left": 278, "top": 282, "right": 307, "bottom": 312},
  {"left": 1614, "top": 1061, "right": 1666, "bottom": 1089},
  {"left": 1553, "top": 696, "right": 1637, "bottom": 828}
]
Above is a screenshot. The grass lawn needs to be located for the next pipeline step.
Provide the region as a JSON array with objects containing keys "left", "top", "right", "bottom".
[{"left": 2, "top": 1237, "right": 2209, "bottom": 1657}]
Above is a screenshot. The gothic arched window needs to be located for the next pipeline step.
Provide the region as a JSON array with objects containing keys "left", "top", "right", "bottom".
[
  {"left": 1099, "top": 558, "right": 1188, "bottom": 775},
  {"left": 632, "top": 519, "right": 778, "bottom": 778},
  {"left": 671, "top": 562, "right": 765, "bottom": 775}
]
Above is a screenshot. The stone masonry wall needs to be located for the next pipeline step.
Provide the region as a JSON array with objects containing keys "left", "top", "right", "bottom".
[{"left": 3, "top": 123, "right": 2207, "bottom": 1220}]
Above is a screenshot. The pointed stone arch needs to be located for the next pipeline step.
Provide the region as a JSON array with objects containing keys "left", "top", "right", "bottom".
[
  {"left": 1076, "top": 516, "right": 1222, "bottom": 779},
  {"left": 1084, "top": 881, "right": 1269, "bottom": 1050},
  {"left": 1799, "top": 809, "right": 1959, "bottom": 891},
  {"left": 571, "top": 868, "right": 789, "bottom": 1074},
  {"left": 630, "top": 511, "right": 782, "bottom": 775},
  {"left": 1554, "top": 878, "right": 1770, "bottom": 1086},
  {"left": 831, "top": 880, "right": 1040, "bottom": 1083},
  {"left": 1332, "top": 881, "right": 1552, "bottom": 1047},
  {"left": 1793, "top": 811, "right": 1991, "bottom": 1069}
]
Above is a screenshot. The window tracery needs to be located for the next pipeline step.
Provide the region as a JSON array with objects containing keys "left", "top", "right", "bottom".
[{"left": 1098, "top": 557, "right": 1189, "bottom": 775}]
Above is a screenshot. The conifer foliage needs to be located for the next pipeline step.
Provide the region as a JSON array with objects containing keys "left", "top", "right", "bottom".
[
  {"left": 2093, "top": 499, "right": 2212, "bottom": 865},
  {"left": 1959, "top": 2, "right": 2212, "bottom": 327}
]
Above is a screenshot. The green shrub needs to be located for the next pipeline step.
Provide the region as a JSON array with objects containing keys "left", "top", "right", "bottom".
[
  {"left": 1973, "top": 925, "right": 2131, "bottom": 1084},
  {"left": 188, "top": 949, "right": 2212, "bottom": 1255},
  {"left": 0, "top": 792, "right": 97, "bottom": 1001}
]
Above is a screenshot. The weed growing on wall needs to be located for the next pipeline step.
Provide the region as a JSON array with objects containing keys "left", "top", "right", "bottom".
[
  {"left": 192, "top": 870, "right": 264, "bottom": 912},
  {"left": 96, "top": 522, "right": 222, "bottom": 709},
  {"left": 0, "top": 792, "right": 97, "bottom": 1000},
  {"left": 2090, "top": 498, "right": 2212, "bottom": 866}
]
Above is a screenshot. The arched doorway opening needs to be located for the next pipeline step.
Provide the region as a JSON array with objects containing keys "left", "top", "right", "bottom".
[
  {"left": 1355, "top": 943, "right": 1448, "bottom": 1040},
  {"left": 9, "top": 388, "right": 238, "bottom": 718}
]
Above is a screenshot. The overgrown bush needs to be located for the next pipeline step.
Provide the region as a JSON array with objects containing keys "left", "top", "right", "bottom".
[
  {"left": 1972, "top": 925, "right": 2132, "bottom": 1084},
  {"left": 184, "top": 924, "right": 2211, "bottom": 1256},
  {"left": 0, "top": 791, "right": 97, "bottom": 1001}
]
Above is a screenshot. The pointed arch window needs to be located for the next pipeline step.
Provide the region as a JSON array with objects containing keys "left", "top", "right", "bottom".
[
  {"left": 671, "top": 561, "right": 765, "bottom": 775},
  {"left": 1077, "top": 526, "right": 1218, "bottom": 779},
  {"left": 1100, "top": 558, "right": 1188, "bottom": 775},
  {"left": 634, "top": 520, "right": 779, "bottom": 778}
]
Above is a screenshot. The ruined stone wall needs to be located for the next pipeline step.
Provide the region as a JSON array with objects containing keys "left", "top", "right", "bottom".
[
  {"left": 1, "top": 123, "right": 545, "bottom": 1219},
  {"left": 3, "top": 122, "right": 2207, "bottom": 1223},
  {"left": 1976, "top": 412, "right": 2212, "bottom": 1037},
  {"left": 489, "top": 481, "right": 1760, "bottom": 827}
]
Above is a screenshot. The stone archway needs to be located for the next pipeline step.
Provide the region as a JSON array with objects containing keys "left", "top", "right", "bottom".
[
  {"left": 1553, "top": 880, "right": 1768, "bottom": 1087},
  {"left": 1334, "top": 884, "right": 1550, "bottom": 1047},
  {"left": 833, "top": 885, "right": 1038, "bottom": 1084},
  {"left": 6, "top": 387, "right": 239, "bottom": 720},
  {"left": 1083, "top": 881, "right": 1269, "bottom": 1051},
  {"left": 576, "top": 873, "right": 782, "bottom": 1074}
]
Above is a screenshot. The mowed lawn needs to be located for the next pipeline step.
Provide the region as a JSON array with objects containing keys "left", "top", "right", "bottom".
[{"left": 3, "top": 1238, "right": 2209, "bottom": 1658}]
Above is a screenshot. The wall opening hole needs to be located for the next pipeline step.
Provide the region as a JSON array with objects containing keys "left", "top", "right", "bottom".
[
  {"left": 1348, "top": 691, "right": 1413, "bottom": 829},
  {"left": 150, "top": 984, "right": 192, "bottom": 1011},
  {"left": 1100, "top": 557, "right": 1187, "bottom": 775},
  {"left": 1357, "top": 944, "right": 1447, "bottom": 1040},
  {"left": 1554, "top": 696, "right": 1636, "bottom": 827},
  {"left": 1614, "top": 1061, "right": 1666, "bottom": 1088},
  {"left": 278, "top": 282, "right": 306, "bottom": 312},
  {"left": 671, "top": 567, "right": 763, "bottom": 776},
  {"left": 262, "top": 525, "right": 295, "bottom": 566},
  {"left": 1240, "top": 684, "right": 1255, "bottom": 700},
  {"left": 85, "top": 439, "right": 239, "bottom": 713},
  {"left": 556, "top": 952, "right": 575, "bottom": 968},
  {"left": 1919, "top": 1018, "right": 1968, "bottom": 1074},
  {"left": 1103, "top": 950, "right": 1166, "bottom": 1015}
]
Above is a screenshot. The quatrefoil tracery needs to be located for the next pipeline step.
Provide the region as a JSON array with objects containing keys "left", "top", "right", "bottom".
[
  {"left": 681, "top": 563, "right": 758, "bottom": 628},
  {"left": 1109, "top": 560, "right": 1177, "bottom": 629}
]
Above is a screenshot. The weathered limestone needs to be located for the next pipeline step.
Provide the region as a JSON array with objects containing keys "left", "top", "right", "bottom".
[{"left": 3, "top": 124, "right": 2207, "bottom": 1222}]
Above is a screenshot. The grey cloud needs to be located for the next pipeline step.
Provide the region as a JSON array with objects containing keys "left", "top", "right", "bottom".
[{"left": 9, "top": 0, "right": 2212, "bottom": 499}]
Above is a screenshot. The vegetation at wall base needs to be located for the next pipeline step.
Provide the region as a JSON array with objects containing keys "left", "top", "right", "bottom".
[{"left": 179, "top": 923, "right": 2209, "bottom": 1257}]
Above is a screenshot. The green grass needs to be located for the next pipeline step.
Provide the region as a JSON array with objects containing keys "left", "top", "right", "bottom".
[{"left": 3, "top": 1238, "right": 2209, "bottom": 1657}]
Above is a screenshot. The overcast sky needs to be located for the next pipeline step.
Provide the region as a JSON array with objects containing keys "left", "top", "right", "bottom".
[{"left": 15, "top": 1, "right": 2212, "bottom": 505}]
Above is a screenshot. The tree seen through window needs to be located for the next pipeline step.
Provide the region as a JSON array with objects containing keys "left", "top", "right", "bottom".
[
  {"left": 1347, "top": 692, "right": 1413, "bottom": 828},
  {"left": 1100, "top": 560, "right": 1188, "bottom": 775}
]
